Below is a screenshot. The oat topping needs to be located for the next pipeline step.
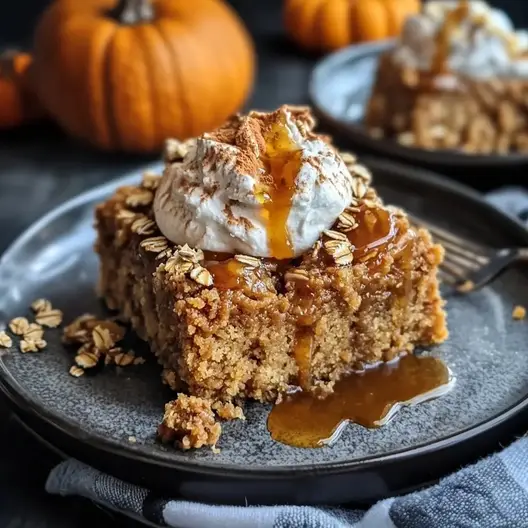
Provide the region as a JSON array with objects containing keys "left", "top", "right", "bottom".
[
  {"left": 163, "top": 256, "right": 194, "bottom": 275},
  {"left": 92, "top": 325, "right": 116, "bottom": 351},
  {"left": 125, "top": 189, "right": 154, "bottom": 208},
  {"left": 35, "top": 309, "right": 63, "bottom": 328},
  {"left": 352, "top": 179, "right": 368, "bottom": 200},
  {"left": 190, "top": 266, "right": 214, "bottom": 287},
  {"left": 141, "top": 171, "right": 161, "bottom": 190},
  {"left": 164, "top": 138, "right": 190, "bottom": 162},
  {"left": 140, "top": 236, "right": 169, "bottom": 253},
  {"left": 337, "top": 211, "right": 359, "bottom": 232},
  {"left": 23, "top": 323, "right": 44, "bottom": 342},
  {"left": 234, "top": 254, "right": 260, "bottom": 267},
  {"left": 31, "top": 298, "right": 52, "bottom": 313},
  {"left": 340, "top": 152, "right": 357, "bottom": 166},
  {"left": 155, "top": 248, "right": 173, "bottom": 261},
  {"left": 75, "top": 346, "right": 100, "bottom": 369},
  {"left": 323, "top": 230, "right": 348, "bottom": 242},
  {"left": 19, "top": 339, "right": 39, "bottom": 353},
  {"left": 350, "top": 164, "right": 373, "bottom": 185},
  {"left": 0, "top": 331, "right": 12, "bottom": 348},
  {"left": 114, "top": 351, "right": 136, "bottom": 366},
  {"left": 9, "top": 317, "right": 29, "bottom": 335},
  {"left": 131, "top": 216, "right": 156, "bottom": 235},
  {"left": 178, "top": 244, "right": 204, "bottom": 263},
  {"left": 69, "top": 365, "right": 85, "bottom": 378},
  {"left": 285, "top": 269, "right": 310, "bottom": 282},
  {"left": 62, "top": 314, "right": 135, "bottom": 375},
  {"left": 116, "top": 209, "right": 137, "bottom": 223}
]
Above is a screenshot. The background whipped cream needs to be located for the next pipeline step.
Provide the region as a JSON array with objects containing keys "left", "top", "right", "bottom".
[
  {"left": 393, "top": 0, "right": 528, "bottom": 79},
  {"left": 154, "top": 108, "right": 355, "bottom": 258}
]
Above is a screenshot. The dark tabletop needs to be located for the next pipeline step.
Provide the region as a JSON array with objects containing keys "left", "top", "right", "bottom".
[{"left": 0, "top": 1, "right": 526, "bottom": 526}]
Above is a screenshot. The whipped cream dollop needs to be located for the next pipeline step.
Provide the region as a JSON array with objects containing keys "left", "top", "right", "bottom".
[
  {"left": 154, "top": 106, "right": 356, "bottom": 258},
  {"left": 393, "top": 0, "right": 528, "bottom": 79}
]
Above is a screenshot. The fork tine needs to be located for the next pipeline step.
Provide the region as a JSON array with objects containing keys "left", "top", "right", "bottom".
[
  {"left": 438, "top": 269, "right": 458, "bottom": 285},
  {"left": 409, "top": 214, "right": 489, "bottom": 259},
  {"left": 442, "top": 248, "right": 482, "bottom": 271},
  {"left": 441, "top": 259, "right": 473, "bottom": 281},
  {"left": 436, "top": 239, "right": 489, "bottom": 266}
]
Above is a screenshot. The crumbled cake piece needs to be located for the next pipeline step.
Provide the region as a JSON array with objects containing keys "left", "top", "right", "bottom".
[
  {"left": 212, "top": 401, "right": 246, "bottom": 421},
  {"left": 158, "top": 394, "right": 222, "bottom": 450},
  {"left": 512, "top": 305, "right": 526, "bottom": 320}
]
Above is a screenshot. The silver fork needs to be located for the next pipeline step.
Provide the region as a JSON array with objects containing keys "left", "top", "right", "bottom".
[{"left": 409, "top": 215, "right": 528, "bottom": 291}]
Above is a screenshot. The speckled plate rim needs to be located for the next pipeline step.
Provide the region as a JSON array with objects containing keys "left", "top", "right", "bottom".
[
  {"left": 2, "top": 158, "right": 528, "bottom": 479},
  {"left": 309, "top": 40, "right": 528, "bottom": 168}
]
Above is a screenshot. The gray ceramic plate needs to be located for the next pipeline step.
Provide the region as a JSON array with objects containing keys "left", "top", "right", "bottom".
[
  {"left": 310, "top": 40, "right": 528, "bottom": 169},
  {"left": 1, "top": 158, "right": 528, "bottom": 506}
]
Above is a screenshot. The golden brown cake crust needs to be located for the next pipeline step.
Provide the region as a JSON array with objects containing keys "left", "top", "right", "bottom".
[
  {"left": 94, "top": 162, "right": 448, "bottom": 406},
  {"left": 366, "top": 52, "right": 528, "bottom": 154}
]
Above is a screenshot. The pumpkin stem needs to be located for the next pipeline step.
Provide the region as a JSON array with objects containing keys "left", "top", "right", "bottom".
[{"left": 109, "top": 0, "right": 154, "bottom": 24}]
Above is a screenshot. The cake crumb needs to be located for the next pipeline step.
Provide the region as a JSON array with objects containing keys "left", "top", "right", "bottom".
[
  {"left": 158, "top": 394, "right": 221, "bottom": 450},
  {"left": 457, "top": 280, "right": 475, "bottom": 293},
  {"left": 512, "top": 305, "right": 526, "bottom": 320},
  {"left": 128, "top": 436, "right": 137, "bottom": 444},
  {"left": 212, "top": 401, "right": 246, "bottom": 421}
]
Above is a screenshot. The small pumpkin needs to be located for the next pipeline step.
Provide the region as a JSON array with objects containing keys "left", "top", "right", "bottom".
[
  {"left": 0, "top": 51, "right": 44, "bottom": 129},
  {"left": 32, "top": 0, "right": 255, "bottom": 153},
  {"left": 284, "top": 0, "right": 421, "bottom": 52}
]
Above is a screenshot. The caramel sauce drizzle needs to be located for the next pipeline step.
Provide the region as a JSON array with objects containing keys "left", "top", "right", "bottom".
[
  {"left": 267, "top": 354, "right": 453, "bottom": 448},
  {"left": 258, "top": 116, "right": 303, "bottom": 260},
  {"left": 347, "top": 206, "right": 397, "bottom": 260},
  {"left": 430, "top": 0, "right": 470, "bottom": 75}
]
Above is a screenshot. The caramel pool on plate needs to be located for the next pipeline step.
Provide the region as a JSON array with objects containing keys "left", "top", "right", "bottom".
[{"left": 267, "top": 354, "right": 453, "bottom": 448}]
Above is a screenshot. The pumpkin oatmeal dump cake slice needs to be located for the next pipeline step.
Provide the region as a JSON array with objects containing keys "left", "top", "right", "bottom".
[
  {"left": 366, "top": 1, "right": 528, "bottom": 154},
  {"left": 95, "top": 105, "right": 447, "bottom": 450}
]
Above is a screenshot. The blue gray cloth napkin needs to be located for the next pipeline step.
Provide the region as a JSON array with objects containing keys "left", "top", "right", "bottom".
[{"left": 45, "top": 186, "right": 528, "bottom": 528}]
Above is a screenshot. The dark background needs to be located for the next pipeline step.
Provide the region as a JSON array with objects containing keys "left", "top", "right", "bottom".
[
  {"left": 0, "top": 0, "right": 528, "bottom": 45},
  {"left": 0, "top": 0, "right": 527, "bottom": 47},
  {"left": 0, "top": 1, "right": 527, "bottom": 527}
]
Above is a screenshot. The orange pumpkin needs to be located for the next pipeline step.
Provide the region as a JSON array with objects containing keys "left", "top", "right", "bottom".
[
  {"left": 32, "top": 0, "right": 255, "bottom": 153},
  {"left": 0, "top": 51, "right": 44, "bottom": 129},
  {"left": 284, "top": 0, "right": 421, "bottom": 52}
]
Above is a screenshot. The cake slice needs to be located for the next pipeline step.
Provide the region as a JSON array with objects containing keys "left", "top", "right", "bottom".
[
  {"left": 95, "top": 106, "right": 447, "bottom": 408},
  {"left": 366, "top": 0, "right": 528, "bottom": 154}
]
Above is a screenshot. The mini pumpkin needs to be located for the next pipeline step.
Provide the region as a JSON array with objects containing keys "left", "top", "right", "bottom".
[
  {"left": 32, "top": 0, "right": 255, "bottom": 153},
  {"left": 0, "top": 51, "right": 44, "bottom": 129},
  {"left": 284, "top": 0, "right": 421, "bottom": 52}
]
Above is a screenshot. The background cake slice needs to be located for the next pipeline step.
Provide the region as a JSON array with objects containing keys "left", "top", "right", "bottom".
[{"left": 366, "top": 0, "right": 528, "bottom": 154}]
